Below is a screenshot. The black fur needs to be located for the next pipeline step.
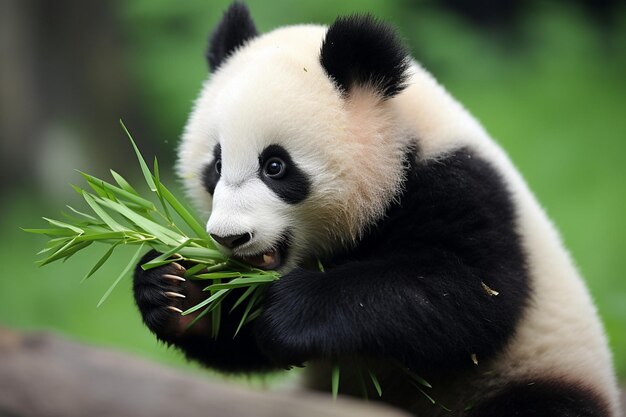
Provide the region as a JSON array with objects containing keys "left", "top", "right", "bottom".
[
  {"left": 133, "top": 250, "right": 275, "bottom": 372},
  {"left": 254, "top": 148, "right": 529, "bottom": 370},
  {"left": 206, "top": 2, "right": 258, "bottom": 71},
  {"left": 320, "top": 15, "right": 410, "bottom": 99},
  {"left": 258, "top": 144, "right": 311, "bottom": 204},
  {"left": 202, "top": 143, "right": 221, "bottom": 195},
  {"left": 468, "top": 379, "right": 610, "bottom": 417}
]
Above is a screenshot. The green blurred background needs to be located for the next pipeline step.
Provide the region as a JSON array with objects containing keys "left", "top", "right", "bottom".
[{"left": 1, "top": 0, "right": 624, "bottom": 384}]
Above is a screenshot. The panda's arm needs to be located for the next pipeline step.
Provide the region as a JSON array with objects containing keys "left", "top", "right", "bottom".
[
  {"left": 255, "top": 149, "right": 530, "bottom": 370},
  {"left": 255, "top": 251, "right": 525, "bottom": 370}
]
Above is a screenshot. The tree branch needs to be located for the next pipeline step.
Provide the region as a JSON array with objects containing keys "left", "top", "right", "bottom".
[{"left": 0, "top": 327, "right": 409, "bottom": 417}]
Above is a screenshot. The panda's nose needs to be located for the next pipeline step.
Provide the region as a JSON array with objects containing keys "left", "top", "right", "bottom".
[{"left": 210, "top": 232, "right": 252, "bottom": 249}]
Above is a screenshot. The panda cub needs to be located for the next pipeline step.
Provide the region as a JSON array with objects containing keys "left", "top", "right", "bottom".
[{"left": 133, "top": 3, "right": 620, "bottom": 416}]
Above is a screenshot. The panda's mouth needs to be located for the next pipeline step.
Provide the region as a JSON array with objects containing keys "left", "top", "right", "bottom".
[
  {"left": 234, "top": 234, "right": 291, "bottom": 271},
  {"left": 238, "top": 248, "right": 282, "bottom": 270}
]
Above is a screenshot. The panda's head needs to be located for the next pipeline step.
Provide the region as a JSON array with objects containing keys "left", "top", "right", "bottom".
[{"left": 178, "top": 3, "right": 413, "bottom": 272}]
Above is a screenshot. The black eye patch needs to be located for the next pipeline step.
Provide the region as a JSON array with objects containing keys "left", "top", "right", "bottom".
[
  {"left": 258, "top": 144, "right": 310, "bottom": 204},
  {"left": 202, "top": 143, "right": 221, "bottom": 195}
]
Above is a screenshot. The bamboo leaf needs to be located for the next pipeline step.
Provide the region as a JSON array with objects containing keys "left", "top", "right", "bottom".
[
  {"left": 42, "top": 218, "right": 83, "bottom": 234},
  {"left": 97, "top": 244, "right": 145, "bottom": 307},
  {"left": 61, "top": 240, "right": 93, "bottom": 262},
  {"left": 182, "top": 289, "right": 228, "bottom": 315},
  {"left": 229, "top": 285, "right": 256, "bottom": 313},
  {"left": 369, "top": 371, "right": 383, "bottom": 397},
  {"left": 203, "top": 276, "right": 277, "bottom": 290},
  {"left": 403, "top": 368, "right": 432, "bottom": 388},
  {"left": 22, "top": 228, "right": 75, "bottom": 237},
  {"left": 234, "top": 287, "right": 262, "bottom": 337},
  {"left": 157, "top": 180, "right": 210, "bottom": 241},
  {"left": 38, "top": 236, "right": 78, "bottom": 266},
  {"left": 82, "top": 244, "right": 118, "bottom": 283},
  {"left": 211, "top": 299, "right": 221, "bottom": 339},
  {"left": 195, "top": 272, "right": 242, "bottom": 281},
  {"left": 332, "top": 364, "right": 340, "bottom": 400},
  {"left": 80, "top": 171, "right": 155, "bottom": 210},
  {"left": 178, "top": 247, "right": 225, "bottom": 260},
  {"left": 140, "top": 240, "right": 188, "bottom": 270},
  {"left": 153, "top": 157, "right": 173, "bottom": 223},
  {"left": 243, "top": 307, "right": 262, "bottom": 324},
  {"left": 110, "top": 169, "right": 139, "bottom": 195},
  {"left": 414, "top": 385, "right": 435, "bottom": 405},
  {"left": 82, "top": 192, "right": 126, "bottom": 232},
  {"left": 120, "top": 119, "right": 157, "bottom": 192},
  {"left": 184, "top": 262, "right": 210, "bottom": 278},
  {"left": 65, "top": 205, "right": 98, "bottom": 222},
  {"left": 97, "top": 198, "right": 183, "bottom": 246}
]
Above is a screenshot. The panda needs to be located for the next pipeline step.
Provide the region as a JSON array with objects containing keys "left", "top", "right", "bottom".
[{"left": 132, "top": 3, "right": 621, "bottom": 416}]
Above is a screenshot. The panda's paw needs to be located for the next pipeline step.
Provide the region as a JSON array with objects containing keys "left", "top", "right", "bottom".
[
  {"left": 254, "top": 271, "right": 314, "bottom": 368},
  {"left": 133, "top": 252, "right": 210, "bottom": 343}
]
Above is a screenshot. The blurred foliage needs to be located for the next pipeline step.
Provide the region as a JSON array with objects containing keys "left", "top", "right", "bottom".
[{"left": 2, "top": 0, "right": 625, "bottom": 384}]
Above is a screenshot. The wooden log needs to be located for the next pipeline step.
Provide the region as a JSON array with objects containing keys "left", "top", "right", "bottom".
[{"left": 0, "top": 327, "right": 409, "bottom": 417}]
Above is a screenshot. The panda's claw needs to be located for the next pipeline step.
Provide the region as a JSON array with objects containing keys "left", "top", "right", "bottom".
[
  {"left": 164, "top": 291, "right": 186, "bottom": 299},
  {"left": 171, "top": 262, "right": 186, "bottom": 273},
  {"left": 166, "top": 305, "right": 184, "bottom": 314},
  {"left": 163, "top": 273, "right": 186, "bottom": 282}
]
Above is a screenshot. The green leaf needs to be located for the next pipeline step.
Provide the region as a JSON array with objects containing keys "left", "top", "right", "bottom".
[
  {"left": 183, "top": 291, "right": 225, "bottom": 331},
  {"left": 39, "top": 239, "right": 94, "bottom": 267},
  {"left": 22, "top": 227, "right": 75, "bottom": 237},
  {"left": 153, "top": 157, "right": 173, "bottom": 223},
  {"left": 97, "top": 198, "right": 183, "bottom": 246},
  {"left": 61, "top": 240, "right": 93, "bottom": 262},
  {"left": 229, "top": 285, "right": 256, "bottom": 313},
  {"left": 403, "top": 368, "right": 432, "bottom": 388},
  {"left": 332, "top": 364, "right": 340, "bottom": 400},
  {"left": 242, "top": 307, "right": 262, "bottom": 324},
  {"left": 80, "top": 171, "right": 155, "bottom": 210},
  {"left": 82, "top": 244, "right": 118, "bottom": 283},
  {"left": 369, "top": 371, "right": 383, "bottom": 397},
  {"left": 120, "top": 119, "right": 157, "bottom": 192},
  {"left": 203, "top": 276, "right": 277, "bottom": 290},
  {"left": 38, "top": 236, "right": 78, "bottom": 266},
  {"left": 184, "top": 262, "right": 210, "bottom": 278},
  {"left": 211, "top": 299, "right": 221, "bottom": 339},
  {"left": 84, "top": 178, "right": 110, "bottom": 199},
  {"left": 182, "top": 289, "right": 228, "bottom": 315},
  {"left": 234, "top": 287, "right": 262, "bottom": 337},
  {"left": 82, "top": 192, "right": 126, "bottom": 232},
  {"left": 317, "top": 259, "right": 325, "bottom": 272},
  {"left": 178, "top": 247, "right": 225, "bottom": 260},
  {"left": 97, "top": 244, "right": 145, "bottom": 308},
  {"left": 110, "top": 170, "right": 139, "bottom": 195},
  {"left": 414, "top": 385, "right": 435, "bottom": 405},
  {"left": 140, "top": 240, "right": 188, "bottom": 270},
  {"left": 42, "top": 217, "right": 84, "bottom": 234},
  {"left": 65, "top": 205, "right": 98, "bottom": 222},
  {"left": 195, "top": 272, "right": 242, "bottom": 281},
  {"left": 157, "top": 180, "right": 210, "bottom": 241}
]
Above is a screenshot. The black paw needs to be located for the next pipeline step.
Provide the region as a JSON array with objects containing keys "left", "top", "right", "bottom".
[
  {"left": 133, "top": 251, "right": 210, "bottom": 342},
  {"left": 254, "top": 270, "right": 318, "bottom": 368}
]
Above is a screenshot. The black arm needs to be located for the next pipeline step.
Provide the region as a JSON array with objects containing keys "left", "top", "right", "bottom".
[{"left": 256, "top": 247, "right": 525, "bottom": 370}]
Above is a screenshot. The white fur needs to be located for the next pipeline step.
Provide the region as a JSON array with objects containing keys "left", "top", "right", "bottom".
[{"left": 178, "top": 24, "right": 620, "bottom": 415}]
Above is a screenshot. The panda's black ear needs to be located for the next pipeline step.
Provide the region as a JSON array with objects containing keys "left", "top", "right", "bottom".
[
  {"left": 206, "top": 2, "right": 258, "bottom": 71},
  {"left": 320, "top": 15, "right": 410, "bottom": 100}
]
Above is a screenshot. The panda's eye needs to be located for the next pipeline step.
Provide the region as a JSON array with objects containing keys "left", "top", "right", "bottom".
[
  {"left": 215, "top": 159, "right": 222, "bottom": 175},
  {"left": 263, "top": 157, "right": 286, "bottom": 179}
]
